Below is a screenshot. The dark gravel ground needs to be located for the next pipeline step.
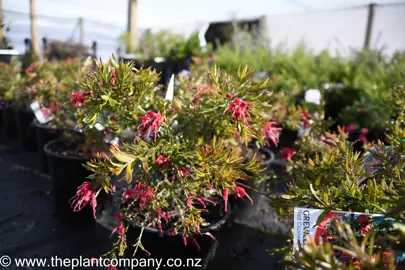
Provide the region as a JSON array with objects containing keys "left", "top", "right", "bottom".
[{"left": 0, "top": 130, "right": 289, "bottom": 270}]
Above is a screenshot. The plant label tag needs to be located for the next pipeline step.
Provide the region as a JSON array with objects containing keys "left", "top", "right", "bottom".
[
  {"left": 30, "top": 102, "right": 52, "bottom": 124},
  {"left": 305, "top": 89, "right": 321, "bottom": 105},
  {"left": 198, "top": 22, "right": 210, "bottom": 47},
  {"left": 165, "top": 74, "right": 175, "bottom": 101},
  {"left": 94, "top": 123, "right": 105, "bottom": 131}
]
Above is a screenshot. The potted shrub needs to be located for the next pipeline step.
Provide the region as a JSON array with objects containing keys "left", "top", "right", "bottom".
[
  {"left": 0, "top": 60, "right": 22, "bottom": 135},
  {"left": 34, "top": 58, "right": 92, "bottom": 173},
  {"left": 43, "top": 57, "right": 159, "bottom": 224},
  {"left": 69, "top": 61, "right": 281, "bottom": 266},
  {"left": 12, "top": 61, "right": 58, "bottom": 151},
  {"left": 266, "top": 83, "right": 405, "bottom": 268}
]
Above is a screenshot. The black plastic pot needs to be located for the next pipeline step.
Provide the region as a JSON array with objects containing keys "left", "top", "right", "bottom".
[
  {"left": 230, "top": 147, "right": 274, "bottom": 222},
  {"left": 324, "top": 87, "right": 365, "bottom": 122},
  {"left": 14, "top": 109, "right": 37, "bottom": 152},
  {"left": 2, "top": 105, "right": 18, "bottom": 138},
  {"left": 124, "top": 205, "right": 232, "bottom": 270},
  {"left": 35, "top": 123, "right": 63, "bottom": 173},
  {"left": 44, "top": 139, "right": 95, "bottom": 225},
  {"left": 146, "top": 58, "right": 168, "bottom": 85}
]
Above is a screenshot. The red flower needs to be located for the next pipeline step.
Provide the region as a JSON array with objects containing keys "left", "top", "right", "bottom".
[
  {"left": 69, "top": 181, "right": 97, "bottom": 219},
  {"left": 49, "top": 103, "right": 57, "bottom": 113},
  {"left": 179, "top": 167, "right": 194, "bottom": 180},
  {"left": 156, "top": 155, "right": 171, "bottom": 170},
  {"left": 263, "top": 122, "right": 282, "bottom": 147},
  {"left": 300, "top": 111, "right": 312, "bottom": 128},
  {"left": 122, "top": 184, "right": 154, "bottom": 209},
  {"left": 111, "top": 70, "right": 116, "bottom": 86},
  {"left": 109, "top": 115, "right": 117, "bottom": 122},
  {"left": 223, "top": 188, "right": 229, "bottom": 213},
  {"left": 193, "top": 85, "right": 212, "bottom": 109},
  {"left": 183, "top": 236, "right": 188, "bottom": 246},
  {"left": 25, "top": 64, "right": 35, "bottom": 73},
  {"left": 71, "top": 92, "right": 85, "bottom": 107},
  {"left": 156, "top": 155, "right": 170, "bottom": 165},
  {"left": 359, "top": 128, "right": 369, "bottom": 142},
  {"left": 223, "top": 98, "right": 252, "bottom": 126},
  {"left": 235, "top": 186, "right": 253, "bottom": 204},
  {"left": 66, "top": 58, "right": 72, "bottom": 64},
  {"left": 280, "top": 147, "right": 296, "bottom": 160},
  {"left": 110, "top": 220, "right": 125, "bottom": 238},
  {"left": 137, "top": 111, "right": 163, "bottom": 142},
  {"left": 193, "top": 238, "right": 201, "bottom": 252},
  {"left": 344, "top": 123, "right": 356, "bottom": 133}
]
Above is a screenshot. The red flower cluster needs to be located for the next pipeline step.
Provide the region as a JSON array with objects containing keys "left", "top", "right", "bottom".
[
  {"left": 25, "top": 64, "right": 35, "bottom": 73},
  {"left": 300, "top": 111, "right": 312, "bottom": 128},
  {"left": 223, "top": 98, "right": 252, "bottom": 126},
  {"left": 69, "top": 181, "right": 97, "bottom": 219},
  {"left": 186, "top": 197, "right": 216, "bottom": 209},
  {"left": 122, "top": 184, "right": 154, "bottom": 209},
  {"left": 71, "top": 92, "right": 85, "bottom": 107},
  {"left": 137, "top": 111, "right": 163, "bottom": 142},
  {"left": 344, "top": 123, "right": 357, "bottom": 133},
  {"left": 193, "top": 85, "right": 212, "bottom": 109},
  {"left": 358, "top": 128, "right": 369, "bottom": 143},
  {"left": 156, "top": 155, "right": 171, "bottom": 170},
  {"left": 280, "top": 147, "right": 296, "bottom": 160},
  {"left": 263, "top": 122, "right": 282, "bottom": 147}
]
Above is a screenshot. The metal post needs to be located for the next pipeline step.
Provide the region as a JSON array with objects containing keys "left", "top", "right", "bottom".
[
  {"left": 30, "top": 0, "right": 39, "bottom": 57},
  {"left": 126, "top": 0, "right": 137, "bottom": 53},
  {"left": 79, "top": 17, "right": 84, "bottom": 45},
  {"left": 364, "top": 3, "right": 376, "bottom": 50}
]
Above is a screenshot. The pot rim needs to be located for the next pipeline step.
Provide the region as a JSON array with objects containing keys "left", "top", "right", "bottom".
[
  {"left": 44, "top": 138, "right": 91, "bottom": 161},
  {"left": 126, "top": 203, "right": 232, "bottom": 237},
  {"left": 33, "top": 120, "right": 61, "bottom": 130}
]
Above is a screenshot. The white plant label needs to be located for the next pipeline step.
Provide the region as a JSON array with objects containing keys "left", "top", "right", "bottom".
[
  {"left": 305, "top": 89, "right": 321, "bottom": 105},
  {"left": 198, "top": 22, "right": 210, "bottom": 48},
  {"left": 165, "top": 74, "right": 175, "bottom": 101},
  {"left": 30, "top": 101, "right": 52, "bottom": 124}
]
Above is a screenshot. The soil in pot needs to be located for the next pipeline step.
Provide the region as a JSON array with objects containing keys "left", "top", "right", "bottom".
[
  {"left": 2, "top": 104, "right": 18, "bottom": 138},
  {"left": 14, "top": 109, "right": 37, "bottom": 152},
  {"left": 35, "top": 122, "right": 63, "bottom": 173},
  {"left": 44, "top": 139, "right": 95, "bottom": 226},
  {"left": 124, "top": 202, "right": 231, "bottom": 270}
]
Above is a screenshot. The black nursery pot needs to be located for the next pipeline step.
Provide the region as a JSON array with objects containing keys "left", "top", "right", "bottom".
[
  {"left": 35, "top": 122, "right": 63, "bottom": 173},
  {"left": 125, "top": 205, "right": 232, "bottom": 270},
  {"left": 230, "top": 147, "right": 274, "bottom": 222},
  {"left": 44, "top": 139, "right": 95, "bottom": 225},
  {"left": 2, "top": 105, "right": 18, "bottom": 138},
  {"left": 14, "top": 109, "right": 37, "bottom": 152}
]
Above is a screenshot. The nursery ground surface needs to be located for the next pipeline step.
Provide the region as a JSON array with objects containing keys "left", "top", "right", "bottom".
[{"left": 0, "top": 132, "right": 288, "bottom": 270}]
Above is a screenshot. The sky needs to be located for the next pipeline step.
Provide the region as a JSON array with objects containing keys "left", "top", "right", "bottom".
[
  {"left": 3, "top": 0, "right": 404, "bottom": 57},
  {"left": 5, "top": 0, "right": 402, "bottom": 29}
]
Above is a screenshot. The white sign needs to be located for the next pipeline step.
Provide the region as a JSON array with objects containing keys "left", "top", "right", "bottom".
[
  {"left": 165, "top": 74, "right": 175, "bottom": 101},
  {"left": 198, "top": 22, "right": 210, "bottom": 48},
  {"left": 30, "top": 102, "right": 52, "bottom": 124},
  {"left": 305, "top": 89, "right": 321, "bottom": 105}
]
